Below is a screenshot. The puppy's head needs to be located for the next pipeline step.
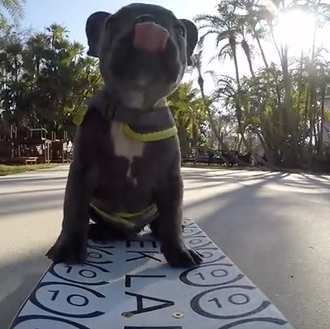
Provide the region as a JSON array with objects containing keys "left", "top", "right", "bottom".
[{"left": 85, "top": 3, "right": 198, "bottom": 109}]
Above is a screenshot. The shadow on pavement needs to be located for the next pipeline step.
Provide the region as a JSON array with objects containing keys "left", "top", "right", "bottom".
[
  {"left": 183, "top": 170, "right": 330, "bottom": 329},
  {"left": 0, "top": 187, "right": 65, "bottom": 197},
  {"left": 0, "top": 168, "right": 330, "bottom": 329},
  {"left": 0, "top": 250, "right": 51, "bottom": 329},
  {"left": 0, "top": 176, "right": 67, "bottom": 187},
  {"left": 0, "top": 190, "right": 64, "bottom": 218},
  {"left": 183, "top": 169, "right": 330, "bottom": 193}
]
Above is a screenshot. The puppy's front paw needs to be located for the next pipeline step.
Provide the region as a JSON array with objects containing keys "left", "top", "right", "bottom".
[
  {"left": 162, "top": 243, "right": 203, "bottom": 268},
  {"left": 46, "top": 233, "right": 87, "bottom": 265}
]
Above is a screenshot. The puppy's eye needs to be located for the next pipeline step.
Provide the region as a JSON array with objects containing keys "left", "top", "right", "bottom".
[
  {"left": 174, "top": 25, "right": 185, "bottom": 37},
  {"left": 135, "top": 14, "right": 154, "bottom": 24}
]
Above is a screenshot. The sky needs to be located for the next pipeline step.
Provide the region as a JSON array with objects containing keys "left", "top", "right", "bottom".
[
  {"left": 20, "top": 0, "right": 237, "bottom": 95},
  {"left": 20, "top": 0, "right": 329, "bottom": 96},
  {"left": 21, "top": 0, "right": 219, "bottom": 43}
]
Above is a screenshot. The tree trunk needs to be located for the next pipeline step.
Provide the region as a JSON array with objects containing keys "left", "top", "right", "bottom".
[
  {"left": 254, "top": 29, "right": 269, "bottom": 69},
  {"left": 318, "top": 84, "right": 326, "bottom": 155},
  {"left": 197, "top": 75, "right": 222, "bottom": 143},
  {"left": 178, "top": 124, "right": 189, "bottom": 158}
]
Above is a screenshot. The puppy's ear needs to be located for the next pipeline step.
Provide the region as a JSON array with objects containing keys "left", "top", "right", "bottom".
[
  {"left": 179, "top": 19, "right": 198, "bottom": 66},
  {"left": 85, "top": 11, "right": 111, "bottom": 58}
]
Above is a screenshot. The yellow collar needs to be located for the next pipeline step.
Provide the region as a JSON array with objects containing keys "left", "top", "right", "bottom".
[
  {"left": 73, "top": 106, "right": 178, "bottom": 142},
  {"left": 123, "top": 124, "right": 178, "bottom": 142}
]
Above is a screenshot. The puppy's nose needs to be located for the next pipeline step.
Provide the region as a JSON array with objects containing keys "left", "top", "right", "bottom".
[{"left": 133, "top": 22, "right": 169, "bottom": 53}]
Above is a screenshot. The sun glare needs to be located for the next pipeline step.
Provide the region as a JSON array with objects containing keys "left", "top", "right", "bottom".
[{"left": 274, "top": 9, "right": 317, "bottom": 53}]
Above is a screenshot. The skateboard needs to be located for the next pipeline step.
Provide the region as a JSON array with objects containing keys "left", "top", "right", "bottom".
[{"left": 8, "top": 218, "right": 295, "bottom": 329}]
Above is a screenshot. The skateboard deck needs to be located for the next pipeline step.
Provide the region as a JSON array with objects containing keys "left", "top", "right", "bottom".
[{"left": 9, "top": 218, "right": 295, "bottom": 329}]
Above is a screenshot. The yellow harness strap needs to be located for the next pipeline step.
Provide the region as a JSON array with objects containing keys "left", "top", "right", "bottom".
[
  {"left": 90, "top": 203, "right": 158, "bottom": 228},
  {"left": 75, "top": 102, "right": 178, "bottom": 224}
]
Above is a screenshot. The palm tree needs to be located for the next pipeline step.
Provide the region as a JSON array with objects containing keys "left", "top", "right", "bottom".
[
  {"left": 195, "top": 2, "right": 242, "bottom": 86},
  {"left": 0, "top": 22, "right": 103, "bottom": 137},
  {"left": 189, "top": 48, "right": 222, "bottom": 143},
  {"left": 0, "top": 0, "right": 25, "bottom": 25},
  {"left": 168, "top": 81, "right": 207, "bottom": 155},
  {"left": 237, "top": 0, "right": 275, "bottom": 69}
]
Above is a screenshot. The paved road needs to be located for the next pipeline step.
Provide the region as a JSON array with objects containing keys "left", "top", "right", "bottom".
[{"left": 0, "top": 166, "right": 330, "bottom": 329}]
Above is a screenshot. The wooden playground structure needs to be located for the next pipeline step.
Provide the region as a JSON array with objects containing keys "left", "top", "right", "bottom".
[{"left": 0, "top": 126, "right": 73, "bottom": 165}]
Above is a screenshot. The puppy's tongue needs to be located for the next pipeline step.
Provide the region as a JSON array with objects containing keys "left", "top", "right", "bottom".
[{"left": 133, "top": 22, "right": 169, "bottom": 53}]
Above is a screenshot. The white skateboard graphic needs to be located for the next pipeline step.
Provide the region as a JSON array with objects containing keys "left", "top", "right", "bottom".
[{"left": 8, "top": 219, "right": 295, "bottom": 329}]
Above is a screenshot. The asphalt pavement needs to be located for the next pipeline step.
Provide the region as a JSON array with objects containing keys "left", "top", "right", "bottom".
[{"left": 0, "top": 165, "right": 329, "bottom": 329}]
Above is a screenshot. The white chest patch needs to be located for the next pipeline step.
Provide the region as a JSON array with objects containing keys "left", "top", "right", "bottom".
[{"left": 110, "top": 121, "right": 144, "bottom": 182}]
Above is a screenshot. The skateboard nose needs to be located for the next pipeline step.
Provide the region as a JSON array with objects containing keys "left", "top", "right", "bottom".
[{"left": 133, "top": 20, "right": 169, "bottom": 53}]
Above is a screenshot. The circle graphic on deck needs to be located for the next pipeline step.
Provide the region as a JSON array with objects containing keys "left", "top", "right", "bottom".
[
  {"left": 30, "top": 282, "right": 105, "bottom": 318},
  {"left": 188, "top": 238, "right": 204, "bottom": 245},
  {"left": 87, "top": 240, "right": 115, "bottom": 248},
  {"left": 9, "top": 219, "right": 292, "bottom": 329},
  {"left": 84, "top": 246, "right": 113, "bottom": 266},
  {"left": 217, "top": 317, "right": 289, "bottom": 329},
  {"left": 183, "top": 224, "right": 206, "bottom": 238},
  {"left": 180, "top": 263, "right": 244, "bottom": 287},
  {"left": 183, "top": 224, "right": 225, "bottom": 263},
  {"left": 11, "top": 315, "right": 90, "bottom": 329},
  {"left": 190, "top": 285, "right": 271, "bottom": 320},
  {"left": 50, "top": 263, "right": 110, "bottom": 286}
]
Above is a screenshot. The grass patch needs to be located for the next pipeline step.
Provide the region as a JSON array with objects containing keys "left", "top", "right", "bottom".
[{"left": 0, "top": 163, "right": 64, "bottom": 176}]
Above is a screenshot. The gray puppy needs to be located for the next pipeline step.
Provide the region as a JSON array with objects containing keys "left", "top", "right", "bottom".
[{"left": 46, "top": 3, "right": 202, "bottom": 268}]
